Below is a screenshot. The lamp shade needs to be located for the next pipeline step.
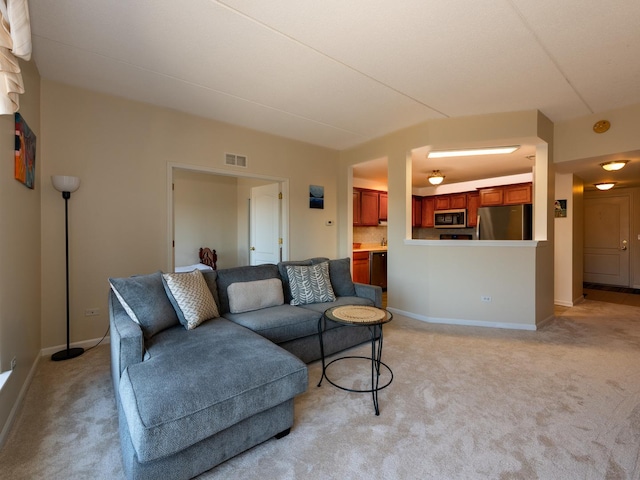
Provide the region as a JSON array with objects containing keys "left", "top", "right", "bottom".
[{"left": 51, "top": 176, "right": 80, "bottom": 193}]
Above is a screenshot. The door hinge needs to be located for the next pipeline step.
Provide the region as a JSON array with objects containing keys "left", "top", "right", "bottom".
[
  {"left": 279, "top": 238, "right": 283, "bottom": 245},
  {"left": 278, "top": 192, "right": 283, "bottom": 200}
]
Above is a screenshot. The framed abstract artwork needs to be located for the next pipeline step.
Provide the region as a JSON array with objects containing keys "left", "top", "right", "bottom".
[
  {"left": 309, "top": 185, "right": 324, "bottom": 209},
  {"left": 15, "top": 113, "right": 36, "bottom": 189}
]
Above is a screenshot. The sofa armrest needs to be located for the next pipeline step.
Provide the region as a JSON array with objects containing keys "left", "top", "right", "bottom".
[
  {"left": 354, "top": 282, "right": 383, "bottom": 308},
  {"left": 109, "top": 291, "right": 144, "bottom": 398}
]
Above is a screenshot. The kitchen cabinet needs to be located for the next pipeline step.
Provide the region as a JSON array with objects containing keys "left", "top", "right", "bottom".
[
  {"left": 479, "top": 187, "right": 504, "bottom": 206},
  {"left": 421, "top": 196, "right": 435, "bottom": 227},
  {"left": 449, "top": 193, "right": 467, "bottom": 209},
  {"left": 412, "top": 195, "right": 422, "bottom": 227},
  {"left": 353, "top": 191, "right": 361, "bottom": 225},
  {"left": 503, "top": 183, "right": 532, "bottom": 205},
  {"left": 352, "top": 251, "right": 370, "bottom": 284},
  {"left": 353, "top": 188, "right": 380, "bottom": 226},
  {"left": 379, "top": 192, "right": 388, "bottom": 221},
  {"left": 466, "top": 192, "right": 480, "bottom": 227},
  {"left": 434, "top": 195, "right": 450, "bottom": 210},
  {"left": 479, "top": 183, "right": 532, "bottom": 207}
]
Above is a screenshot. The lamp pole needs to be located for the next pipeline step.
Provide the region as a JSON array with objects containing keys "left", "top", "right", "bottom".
[{"left": 51, "top": 177, "right": 84, "bottom": 361}]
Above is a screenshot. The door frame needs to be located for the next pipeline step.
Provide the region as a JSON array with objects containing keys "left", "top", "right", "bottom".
[{"left": 167, "top": 162, "right": 289, "bottom": 271}]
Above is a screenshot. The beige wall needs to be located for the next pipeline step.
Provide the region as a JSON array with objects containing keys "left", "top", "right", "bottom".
[
  {"left": 39, "top": 80, "right": 340, "bottom": 351},
  {"left": 0, "top": 59, "right": 41, "bottom": 443},
  {"left": 339, "top": 110, "right": 555, "bottom": 329}
]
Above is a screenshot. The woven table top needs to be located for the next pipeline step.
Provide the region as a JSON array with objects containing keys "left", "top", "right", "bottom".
[{"left": 328, "top": 305, "right": 389, "bottom": 324}]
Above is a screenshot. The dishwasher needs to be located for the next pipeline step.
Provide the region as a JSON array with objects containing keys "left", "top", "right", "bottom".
[{"left": 369, "top": 251, "right": 387, "bottom": 290}]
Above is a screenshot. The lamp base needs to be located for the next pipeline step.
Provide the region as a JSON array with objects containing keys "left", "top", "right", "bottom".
[{"left": 51, "top": 347, "right": 85, "bottom": 362}]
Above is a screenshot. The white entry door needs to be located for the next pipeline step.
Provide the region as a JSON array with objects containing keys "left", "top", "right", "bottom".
[
  {"left": 584, "top": 195, "right": 630, "bottom": 286},
  {"left": 250, "top": 182, "right": 281, "bottom": 265}
]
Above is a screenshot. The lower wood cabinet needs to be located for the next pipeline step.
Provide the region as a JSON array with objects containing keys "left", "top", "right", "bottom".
[{"left": 352, "top": 252, "right": 370, "bottom": 284}]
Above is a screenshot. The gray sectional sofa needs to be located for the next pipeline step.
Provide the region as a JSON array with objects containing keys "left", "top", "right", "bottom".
[{"left": 109, "top": 257, "right": 382, "bottom": 480}]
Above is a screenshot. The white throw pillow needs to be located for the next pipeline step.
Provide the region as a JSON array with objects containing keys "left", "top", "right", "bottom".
[
  {"left": 227, "top": 278, "right": 284, "bottom": 313},
  {"left": 162, "top": 269, "right": 219, "bottom": 330},
  {"left": 285, "top": 261, "right": 336, "bottom": 306}
]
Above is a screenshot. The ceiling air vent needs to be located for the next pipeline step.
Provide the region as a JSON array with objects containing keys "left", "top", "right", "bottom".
[{"left": 225, "top": 153, "right": 247, "bottom": 167}]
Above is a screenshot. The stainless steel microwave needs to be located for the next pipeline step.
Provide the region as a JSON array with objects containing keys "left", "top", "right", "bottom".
[{"left": 434, "top": 209, "right": 467, "bottom": 228}]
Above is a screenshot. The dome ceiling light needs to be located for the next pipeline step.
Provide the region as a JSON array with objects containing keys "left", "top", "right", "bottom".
[
  {"left": 594, "top": 182, "right": 616, "bottom": 191},
  {"left": 600, "top": 160, "right": 629, "bottom": 171},
  {"left": 428, "top": 170, "right": 445, "bottom": 185}
]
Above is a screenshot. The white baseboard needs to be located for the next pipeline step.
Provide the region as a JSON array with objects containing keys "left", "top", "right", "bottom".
[
  {"left": 387, "top": 307, "right": 538, "bottom": 331},
  {"left": 40, "top": 336, "right": 111, "bottom": 358},
  {"left": 554, "top": 295, "right": 585, "bottom": 307},
  {"left": 0, "top": 353, "right": 40, "bottom": 449}
]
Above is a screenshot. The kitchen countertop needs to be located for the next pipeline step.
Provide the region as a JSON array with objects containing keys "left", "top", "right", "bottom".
[{"left": 353, "top": 245, "right": 388, "bottom": 253}]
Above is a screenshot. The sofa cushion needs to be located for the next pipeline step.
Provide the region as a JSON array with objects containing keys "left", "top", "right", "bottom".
[
  {"left": 223, "top": 304, "right": 323, "bottom": 344},
  {"left": 109, "top": 271, "right": 179, "bottom": 339},
  {"left": 228, "top": 278, "right": 284, "bottom": 313},
  {"left": 286, "top": 262, "right": 336, "bottom": 306},
  {"left": 216, "top": 264, "right": 281, "bottom": 314},
  {"left": 328, "top": 258, "right": 356, "bottom": 297},
  {"left": 162, "top": 270, "right": 219, "bottom": 330},
  {"left": 118, "top": 318, "right": 308, "bottom": 463}
]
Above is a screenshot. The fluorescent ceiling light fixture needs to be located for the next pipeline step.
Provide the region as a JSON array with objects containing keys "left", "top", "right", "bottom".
[
  {"left": 594, "top": 182, "right": 616, "bottom": 191},
  {"left": 428, "top": 170, "right": 445, "bottom": 185},
  {"left": 600, "top": 160, "right": 629, "bottom": 171},
  {"left": 428, "top": 146, "right": 520, "bottom": 158}
]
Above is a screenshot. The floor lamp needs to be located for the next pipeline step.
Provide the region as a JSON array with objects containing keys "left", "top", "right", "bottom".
[{"left": 51, "top": 175, "right": 83, "bottom": 361}]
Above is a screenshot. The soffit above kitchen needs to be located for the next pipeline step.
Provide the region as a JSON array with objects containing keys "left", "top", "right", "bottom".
[{"left": 30, "top": 1, "right": 640, "bottom": 186}]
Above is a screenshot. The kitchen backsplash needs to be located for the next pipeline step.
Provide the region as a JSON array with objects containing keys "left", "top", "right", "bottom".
[{"left": 353, "top": 226, "right": 388, "bottom": 245}]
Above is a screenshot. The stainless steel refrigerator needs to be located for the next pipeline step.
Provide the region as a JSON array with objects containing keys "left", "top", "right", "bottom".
[{"left": 476, "top": 204, "right": 532, "bottom": 240}]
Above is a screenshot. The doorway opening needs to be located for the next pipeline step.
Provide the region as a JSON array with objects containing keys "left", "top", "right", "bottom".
[{"left": 167, "top": 163, "right": 289, "bottom": 271}]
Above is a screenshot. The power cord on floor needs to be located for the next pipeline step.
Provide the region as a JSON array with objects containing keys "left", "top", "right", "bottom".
[{"left": 84, "top": 324, "right": 110, "bottom": 353}]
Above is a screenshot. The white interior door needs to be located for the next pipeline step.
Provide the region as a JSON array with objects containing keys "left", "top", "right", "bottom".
[
  {"left": 250, "top": 183, "right": 281, "bottom": 265},
  {"left": 584, "top": 195, "right": 630, "bottom": 286}
]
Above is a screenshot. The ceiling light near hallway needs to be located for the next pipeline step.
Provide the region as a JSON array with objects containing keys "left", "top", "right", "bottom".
[
  {"left": 428, "top": 170, "right": 445, "bottom": 185},
  {"left": 600, "top": 160, "right": 629, "bottom": 171},
  {"left": 594, "top": 182, "right": 616, "bottom": 191},
  {"left": 427, "top": 146, "right": 520, "bottom": 158}
]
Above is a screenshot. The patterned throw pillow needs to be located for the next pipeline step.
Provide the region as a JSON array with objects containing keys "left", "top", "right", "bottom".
[
  {"left": 285, "top": 261, "right": 336, "bottom": 306},
  {"left": 162, "top": 269, "right": 220, "bottom": 330}
]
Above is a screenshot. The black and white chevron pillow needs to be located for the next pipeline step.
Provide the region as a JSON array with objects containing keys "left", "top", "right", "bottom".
[{"left": 286, "top": 261, "right": 336, "bottom": 306}]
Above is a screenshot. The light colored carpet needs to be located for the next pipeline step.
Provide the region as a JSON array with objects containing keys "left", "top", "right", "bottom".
[{"left": 1, "top": 299, "right": 639, "bottom": 479}]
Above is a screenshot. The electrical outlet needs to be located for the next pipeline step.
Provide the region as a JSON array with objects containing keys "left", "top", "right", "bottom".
[
  {"left": 10, "top": 357, "right": 16, "bottom": 371},
  {"left": 481, "top": 296, "right": 492, "bottom": 303},
  {"left": 85, "top": 308, "right": 100, "bottom": 317}
]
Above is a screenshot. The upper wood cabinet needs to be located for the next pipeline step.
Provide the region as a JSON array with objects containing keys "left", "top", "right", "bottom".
[
  {"left": 378, "top": 192, "right": 388, "bottom": 221},
  {"left": 479, "top": 187, "right": 504, "bottom": 206},
  {"left": 412, "top": 195, "right": 422, "bottom": 227},
  {"left": 479, "top": 183, "right": 532, "bottom": 207},
  {"left": 353, "top": 190, "right": 361, "bottom": 225},
  {"left": 503, "top": 183, "right": 532, "bottom": 205},
  {"left": 434, "top": 195, "right": 450, "bottom": 210},
  {"left": 466, "top": 192, "right": 480, "bottom": 227},
  {"left": 449, "top": 193, "right": 467, "bottom": 209},
  {"left": 353, "top": 188, "right": 386, "bottom": 226},
  {"left": 421, "top": 196, "right": 435, "bottom": 227}
]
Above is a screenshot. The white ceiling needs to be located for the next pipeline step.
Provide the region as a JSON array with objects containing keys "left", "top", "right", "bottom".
[{"left": 29, "top": 1, "right": 640, "bottom": 189}]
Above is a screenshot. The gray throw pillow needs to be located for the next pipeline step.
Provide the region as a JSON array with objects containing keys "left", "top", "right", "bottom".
[
  {"left": 109, "top": 271, "right": 179, "bottom": 339},
  {"left": 285, "top": 261, "right": 336, "bottom": 306},
  {"left": 329, "top": 258, "right": 356, "bottom": 296}
]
